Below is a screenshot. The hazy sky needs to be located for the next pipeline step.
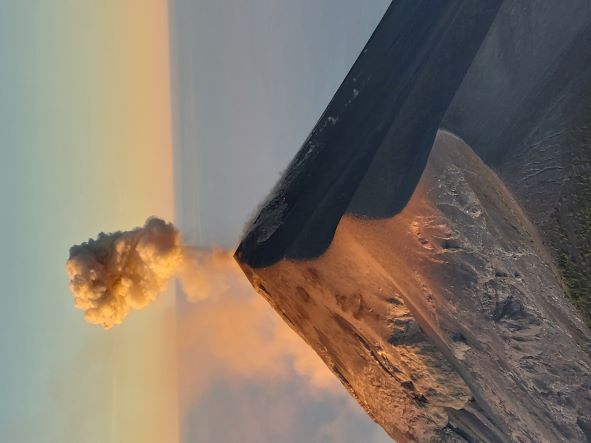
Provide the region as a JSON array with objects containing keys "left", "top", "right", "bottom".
[
  {"left": 1, "top": 1, "right": 393, "bottom": 442},
  {"left": 169, "top": 1, "right": 392, "bottom": 442},
  {"left": 0, "top": 2, "right": 177, "bottom": 442},
  {"left": 170, "top": 0, "right": 391, "bottom": 248}
]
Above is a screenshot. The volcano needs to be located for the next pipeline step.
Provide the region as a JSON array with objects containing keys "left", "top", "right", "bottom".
[{"left": 235, "top": 1, "right": 591, "bottom": 441}]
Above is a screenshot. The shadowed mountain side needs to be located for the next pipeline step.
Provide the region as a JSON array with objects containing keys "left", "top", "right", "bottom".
[
  {"left": 443, "top": 1, "right": 591, "bottom": 323},
  {"left": 443, "top": 0, "right": 591, "bottom": 164},
  {"left": 237, "top": 131, "right": 591, "bottom": 442},
  {"left": 236, "top": 0, "right": 501, "bottom": 268}
]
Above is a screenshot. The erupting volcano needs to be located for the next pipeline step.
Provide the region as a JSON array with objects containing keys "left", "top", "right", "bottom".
[
  {"left": 234, "top": 1, "right": 591, "bottom": 442},
  {"left": 67, "top": 1, "right": 591, "bottom": 441}
]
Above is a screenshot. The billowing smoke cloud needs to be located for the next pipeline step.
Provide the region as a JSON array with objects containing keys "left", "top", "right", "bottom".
[
  {"left": 66, "top": 216, "right": 340, "bottom": 388},
  {"left": 67, "top": 218, "right": 182, "bottom": 328},
  {"left": 67, "top": 217, "right": 248, "bottom": 329}
]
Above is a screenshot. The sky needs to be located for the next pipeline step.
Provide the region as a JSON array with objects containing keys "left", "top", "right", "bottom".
[
  {"left": 0, "top": 2, "right": 177, "bottom": 442},
  {"left": 1, "top": 1, "right": 392, "bottom": 442}
]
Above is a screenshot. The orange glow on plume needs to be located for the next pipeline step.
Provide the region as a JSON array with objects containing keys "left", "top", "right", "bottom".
[
  {"left": 66, "top": 216, "right": 340, "bottom": 396},
  {"left": 66, "top": 217, "right": 243, "bottom": 329}
]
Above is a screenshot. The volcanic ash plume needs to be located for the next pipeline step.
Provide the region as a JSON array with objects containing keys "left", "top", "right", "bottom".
[
  {"left": 66, "top": 217, "right": 184, "bottom": 329},
  {"left": 66, "top": 217, "right": 341, "bottom": 402}
]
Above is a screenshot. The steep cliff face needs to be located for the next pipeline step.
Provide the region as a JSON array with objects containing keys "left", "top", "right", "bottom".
[{"left": 237, "top": 132, "right": 591, "bottom": 442}]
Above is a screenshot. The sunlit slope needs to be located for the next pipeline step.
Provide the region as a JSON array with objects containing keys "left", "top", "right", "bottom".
[{"left": 237, "top": 132, "right": 591, "bottom": 442}]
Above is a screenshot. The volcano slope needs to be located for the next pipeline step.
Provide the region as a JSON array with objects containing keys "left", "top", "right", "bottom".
[
  {"left": 237, "top": 132, "right": 591, "bottom": 442},
  {"left": 235, "top": 1, "right": 591, "bottom": 442},
  {"left": 443, "top": 0, "right": 591, "bottom": 324}
]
